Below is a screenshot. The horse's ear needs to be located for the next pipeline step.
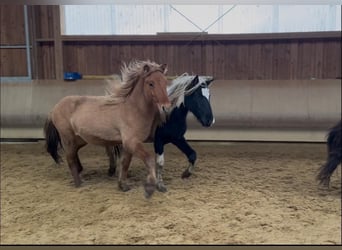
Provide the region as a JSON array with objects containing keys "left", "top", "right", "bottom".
[
  {"left": 206, "top": 77, "right": 214, "bottom": 86},
  {"left": 143, "top": 64, "right": 150, "bottom": 73},
  {"left": 160, "top": 64, "right": 168, "bottom": 74},
  {"left": 191, "top": 75, "right": 199, "bottom": 86},
  {"left": 186, "top": 75, "right": 199, "bottom": 90}
]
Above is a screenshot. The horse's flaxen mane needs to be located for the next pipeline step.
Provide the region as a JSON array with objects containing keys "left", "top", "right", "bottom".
[
  {"left": 167, "top": 73, "right": 208, "bottom": 109},
  {"left": 105, "top": 60, "right": 164, "bottom": 104}
]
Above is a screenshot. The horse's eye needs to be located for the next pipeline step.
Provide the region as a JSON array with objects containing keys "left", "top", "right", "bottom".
[{"left": 148, "top": 82, "right": 154, "bottom": 88}]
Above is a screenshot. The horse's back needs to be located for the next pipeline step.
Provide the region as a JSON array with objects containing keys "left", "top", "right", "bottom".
[{"left": 51, "top": 95, "right": 108, "bottom": 117}]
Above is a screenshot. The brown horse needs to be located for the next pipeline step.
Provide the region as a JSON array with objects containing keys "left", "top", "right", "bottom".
[{"left": 44, "top": 60, "right": 170, "bottom": 198}]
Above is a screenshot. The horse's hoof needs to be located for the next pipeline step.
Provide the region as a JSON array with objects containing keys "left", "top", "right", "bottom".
[
  {"left": 144, "top": 182, "right": 156, "bottom": 199},
  {"left": 321, "top": 179, "right": 331, "bottom": 189},
  {"left": 74, "top": 179, "right": 82, "bottom": 188},
  {"left": 181, "top": 170, "right": 192, "bottom": 179},
  {"left": 118, "top": 182, "right": 131, "bottom": 192},
  {"left": 157, "top": 182, "right": 168, "bottom": 193}
]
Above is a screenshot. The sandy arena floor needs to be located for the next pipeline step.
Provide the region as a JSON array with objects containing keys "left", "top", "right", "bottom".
[{"left": 1, "top": 141, "right": 341, "bottom": 244}]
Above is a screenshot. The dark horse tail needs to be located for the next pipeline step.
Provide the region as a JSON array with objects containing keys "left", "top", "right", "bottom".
[
  {"left": 44, "top": 117, "right": 62, "bottom": 164},
  {"left": 316, "top": 120, "right": 341, "bottom": 186}
]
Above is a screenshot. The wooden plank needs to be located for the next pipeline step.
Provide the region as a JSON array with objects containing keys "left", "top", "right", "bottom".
[
  {"left": 204, "top": 42, "right": 214, "bottom": 77},
  {"left": 323, "top": 40, "right": 341, "bottom": 79},
  {"left": 272, "top": 41, "right": 291, "bottom": 80},
  {"left": 0, "top": 5, "right": 25, "bottom": 44},
  {"left": 261, "top": 42, "right": 273, "bottom": 79},
  {"left": 28, "top": 5, "right": 38, "bottom": 79},
  {"left": 109, "top": 43, "right": 121, "bottom": 75},
  {"left": 236, "top": 42, "right": 249, "bottom": 80},
  {"left": 143, "top": 43, "right": 156, "bottom": 62},
  {"left": 130, "top": 43, "right": 144, "bottom": 61},
  {"left": 37, "top": 42, "right": 55, "bottom": 79},
  {"left": 224, "top": 42, "right": 237, "bottom": 80},
  {"left": 212, "top": 43, "right": 225, "bottom": 80},
  {"left": 189, "top": 43, "right": 202, "bottom": 75},
  {"left": 248, "top": 42, "right": 263, "bottom": 80},
  {"left": 0, "top": 49, "right": 27, "bottom": 76},
  {"left": 156, "top": 43, "right": 168, "bottom": 67},
  {"left": 298, "top": 41, "right": 313, "bottom": 79},
  {"left": 119, "top": 42, "right": 132, "bottom": 66},
  {"left": 52, "top": 6, "right": 63, "bottom": 80},
  {"left": 36, "top": 5, "right": 54, "bottom": 39},
  {"left": 312, "top": 41, "right": 324, "bottom": 79},
  {"left": 289, "top": 41, "right": 298, "bottom": 80}
]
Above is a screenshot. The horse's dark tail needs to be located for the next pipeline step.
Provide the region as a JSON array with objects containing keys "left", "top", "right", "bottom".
[
  {"left": 44, "top": 117, "right": 62, "bottom": 164},
  {"left": 316, "top": 120, "right": 341, "bottom": 186}
]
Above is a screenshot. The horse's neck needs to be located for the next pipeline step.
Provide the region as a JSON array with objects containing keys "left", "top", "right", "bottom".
[{"left": 169, "top": 105, "right": 188, "bottom": 124}]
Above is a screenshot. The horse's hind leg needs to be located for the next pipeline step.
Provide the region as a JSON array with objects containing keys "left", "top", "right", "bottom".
[
  {"left": 172, "top": 137, "right": 197, "bottom": 179},
  {"left": 118, "top": 149, "right": 132, "bottom": 192},
  {"left": 106, "top": 146, "right": 116, "bottom": 176},
  {"left": 66, "top": 151, "right": 83, "bottom": 187},
  {"left": 62, "top": 137, "right": 86, "bottom": 187},
  {"left": 75, "top": 153, "right": 84, "bottom": 173},
  {"left": 317, "top": 154, "right": 341, "bottom": 188}
]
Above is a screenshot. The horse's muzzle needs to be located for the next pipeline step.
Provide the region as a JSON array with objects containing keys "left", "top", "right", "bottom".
[
  {"left": 161, "top": 102, "right": 172, "bottom": 114},
  {"left": 210, "top": 118, "right": 215, "bottom": 126},
  {"left": 202, "top": 117, "right": 215, "bottom": 127}
]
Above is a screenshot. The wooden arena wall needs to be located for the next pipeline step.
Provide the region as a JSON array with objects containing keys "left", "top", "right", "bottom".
[{"left": 1, "top": 5, "right": 341, "bottom": 80}]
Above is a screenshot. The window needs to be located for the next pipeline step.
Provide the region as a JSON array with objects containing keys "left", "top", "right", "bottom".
[{"left": 62, "top": 5, "right": 341, "bottom": 35}]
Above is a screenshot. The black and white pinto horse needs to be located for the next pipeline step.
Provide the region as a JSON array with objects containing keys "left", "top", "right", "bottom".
[
  {"left": 316, "top": 120, "right": 341, "bottom": 187},
  {"left": 107, "top": 73, "right": 215, "bottom": 192},
  {"left": 154, "top": 74, "right": 215, "bottom": 192}
]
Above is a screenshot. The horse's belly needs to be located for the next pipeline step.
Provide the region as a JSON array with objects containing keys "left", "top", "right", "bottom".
[
  {"left": 71, "top": 120, "right": 122, "bottom": 146},
  {"left": 78, "top": 132, "right": 122, "bottom": 146}
]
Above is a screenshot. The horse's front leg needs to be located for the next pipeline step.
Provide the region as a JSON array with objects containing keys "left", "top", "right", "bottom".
[
  {"left": 172, "top": 137, "right": 197, "bottom": 179},
  {"left": 154, "top": 138, "right": 167, "bottom": 192},
  {"left": 124, "top": 139, "right": 157, "bottom": 198}
]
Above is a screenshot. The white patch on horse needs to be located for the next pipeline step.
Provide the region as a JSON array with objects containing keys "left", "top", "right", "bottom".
[
  {"left": 188, "top": 163, "right": 195, "bottom": 173},
  {"left": 201, "top": 88, "right": 210, "bottom": 100},
  {"left": 156, "top": 153, "right": 164, "bottom": 166}
]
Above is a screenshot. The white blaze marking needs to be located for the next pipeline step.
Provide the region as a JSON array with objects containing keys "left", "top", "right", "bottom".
[
  {"left": 156, "top": 153, "right": 164, "bottom": 166},
  {"left": 201, "top": 88, "right": 210, "bottom": 100}
]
